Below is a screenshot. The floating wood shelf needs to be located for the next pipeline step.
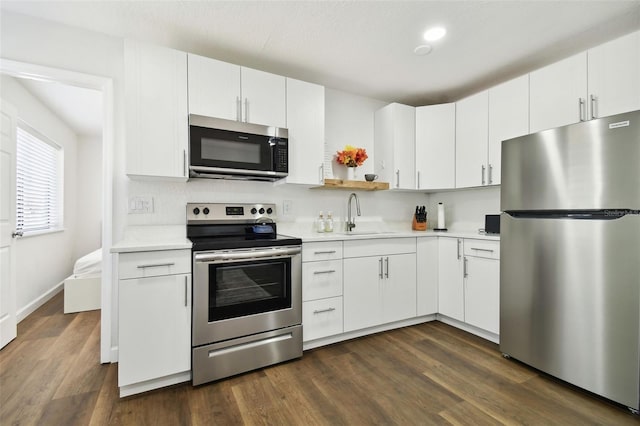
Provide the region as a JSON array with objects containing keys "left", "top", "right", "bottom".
[{"left": 312, "top": 178, "right": 390, "bottom": 191}]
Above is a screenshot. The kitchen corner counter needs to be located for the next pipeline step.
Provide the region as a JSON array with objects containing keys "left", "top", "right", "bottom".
[{"left": 111, "top": 225, "right": 192, "bottom": 253}]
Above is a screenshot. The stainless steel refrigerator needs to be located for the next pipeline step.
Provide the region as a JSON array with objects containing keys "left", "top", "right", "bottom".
[{"left": 500, "top": 110, "right": 640, "bottom": 411}]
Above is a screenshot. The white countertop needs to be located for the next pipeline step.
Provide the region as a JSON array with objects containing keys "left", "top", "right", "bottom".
[{"left": 111, "top": 225, "right": 192, "bottom": 253}]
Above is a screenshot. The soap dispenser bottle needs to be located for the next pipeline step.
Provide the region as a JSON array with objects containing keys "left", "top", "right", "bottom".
[
  {"left": 324, "top": 211, "right": 334, "bottom": 233},
  {"left": 315, "top": 211, "right": 325, "bottom": 233}
]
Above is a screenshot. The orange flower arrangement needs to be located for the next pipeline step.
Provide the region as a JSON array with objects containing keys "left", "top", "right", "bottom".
[{"left": 335, "top": 145, "right": 368, "bottom": 167}]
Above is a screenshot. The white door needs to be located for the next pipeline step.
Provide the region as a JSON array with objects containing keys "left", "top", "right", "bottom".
[
  {"left": 240, "top": 67, "right": 286, "bottom": 128},
  {"left": 455, "top": 90, "right": 489, "bottom": 188},
  {"left": 437, "top": 238, "right": 464, "bottom": 321},
  {"left": 187, "top": 53, "right": 241, "bottom": 121},
  {"left": 415, "top": 103, "right": 456, "bottom": 190},
  {"left": 0, "top": 100, "right": 18, "bottom": 349},
  {"left": 464, "top": 256, "right": 500, "bottom": 334},
  {"left": 382, "top": 253, "right": 417, "bottom": 323}
]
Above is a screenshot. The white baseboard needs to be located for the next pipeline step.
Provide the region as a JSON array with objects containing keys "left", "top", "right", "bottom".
[
  {"left": 17, "top": 281, "right": 64, "bottom": 323},
  {"left": 436, "top": 314, "right": 500, "bottom": 344}
]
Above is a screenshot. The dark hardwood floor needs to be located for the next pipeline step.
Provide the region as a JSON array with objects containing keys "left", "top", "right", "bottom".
[{"left": 1, "top": 291, "right": 638, "bottom": 425}]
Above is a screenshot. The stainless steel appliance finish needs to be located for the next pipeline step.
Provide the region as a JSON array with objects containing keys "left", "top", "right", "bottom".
[
  {"left": 189, "top": 115, "right": 289, "bottom": 182},
  {"left": 188, "top": 202, "right": 302, "bottom": 386},
  {"left": 500, "top": 110, "right": 640, "bottom": 411}
]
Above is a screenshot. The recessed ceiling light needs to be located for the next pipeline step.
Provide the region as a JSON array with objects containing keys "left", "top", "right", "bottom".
[
  {"left": 414, "top": 44, "right": 432, "bottom": 56},
  {"left": 423, "top": 26, "right": 446, "bottom": 42}
]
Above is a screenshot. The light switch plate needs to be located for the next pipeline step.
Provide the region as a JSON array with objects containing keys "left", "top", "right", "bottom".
[{"left": 128, "top": 196, "right": 154, "bottom": 214}]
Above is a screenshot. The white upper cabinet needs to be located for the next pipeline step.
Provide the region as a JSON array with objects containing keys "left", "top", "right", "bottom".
[
  {"left": 187, "top": 54, "right": 240, "bottom": 121},
  {"left": 125, "top": 40, "right": 188, "bottom": 180},
  {"left": 487, "top": 75, "right": 529, "bottom": 186},
  {"left": 285, "top": 78, "right": 325, "bottom": 185},
  {"left": 455, "top": 91, "right": 489, "bottom": 188},
  {"left": 529, "top": 52, "right": 588, "bottom": 133},
  {"left": 587, "top": 31, "right": 640, "bottom": 119},
  {"left": 415, "top": 103, "right": 456, "bottom": 190},
  {"left": 374, "top": 103, "right": 416, "bottom": 189},
  {"left": 187, "top": 53, "right": 286, "bottom": 128}
]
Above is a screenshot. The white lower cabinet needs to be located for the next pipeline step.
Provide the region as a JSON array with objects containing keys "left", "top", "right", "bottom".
[
  {"left": 464, "top": 255, "right": 500, "bottom": 334},
  {"left": 417, "top": 237, "right": 438, "bottom": 316},
  {"left": 117, "top": 249, "right": 191, "bottom": 396},
  {"left": 343, "top": 238, "right": 416, "bottom": 333},
  {"left": 438, "top": 238, "right": 464, "bottom": 321},
  {"left": 301, "top": 242, "right": 344, "bottom": 342}
]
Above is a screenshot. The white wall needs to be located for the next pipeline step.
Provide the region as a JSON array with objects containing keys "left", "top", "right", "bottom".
[
  {"left": 75, "top": 134, "right": 102, "bottom": 260},
  {"left": 427, "top": 186, "right": 501, "bottom": 231},
  {"left": 0, "top": 75, "right": 78, "bottom": 319}
]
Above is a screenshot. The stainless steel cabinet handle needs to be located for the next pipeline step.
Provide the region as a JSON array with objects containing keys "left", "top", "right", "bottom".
[
  {"left": 313, "top": 307, "right": 336, "bottom": 314},
  {"left": 319, "top": 164, "right": 324, "bottom": 184},
  {"left": 313, "top": 270, "right": 336, "bottom": 275},
  {"left": 396, "top": 170, "right": 400, "bottom": 188},
  {"left": 488, "top": 164, "right": 493, "bottom": 185},
  {"left": 417, "top": 171, "right": 420, "bottom": 189},
  {"left": 184, "top": 275, "right": 188, "bottom": 307},
  {"left": 590, "top": 94, "right": 597, "bottom": 120},
  {"left": 457, "top": 239, "right": 461, "bottom": 259},
  {"left": 183, "top": 150, "right": 187, "bottom": 177},
  {"left": 384, "top": 257, "right": 389, "bottom": 278},
  {"left": 11, "top": 230, "right": 23, "bottom": 238},
  {"left": 379, "top": 257, "right": 383, "bottom": 279},
  {"left": 579, "top": 98, "right": 586, "bottom": 121},
  {"left": 471, "top": 247, "right": 494, "bottom": 253},
  {"left": 137, "top": 262, "right": 175, "bottom": 269},
  {"left": 463, "top": 257, "right": 468, "bottom": 278},
  {"left": 314, "top": 250, "right": 336, "bottom": 255},
  {"left": 236, "top": 97, "right": 242, "bottom": 121},
  {"left": 481, "top": 165, "right": 486, "bottom": 185},
  {"left": 243, "top": 98, "right": 248, "bottom": 122}
]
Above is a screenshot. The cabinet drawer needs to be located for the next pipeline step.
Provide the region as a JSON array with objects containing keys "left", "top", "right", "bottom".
[
  {"left": 464, "top": 239, "right": 500, "bottom": 260},
  {"left": 119, "top": 249, "right": 191, "bottom": 279},
  {"left": 343, "top": 238, "right": 416, "bottom": 258},
  {"left": 302, "top": 241, "right": 343, "bottom": 262},
  {"left": 302, "top": 260, "right": 343, "bottom": 301},
  {"left": 303, "top": 297, "right": 343, "bottom": 342}
]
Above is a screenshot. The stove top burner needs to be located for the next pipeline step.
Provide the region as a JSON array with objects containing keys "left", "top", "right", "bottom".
[{"left": 187, "top": 202, "right": 301, "bottom": 251}]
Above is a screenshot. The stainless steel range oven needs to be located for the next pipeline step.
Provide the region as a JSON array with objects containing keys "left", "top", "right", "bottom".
[{"left": 187, "top": 203, "right": 302, "bottom": 386}]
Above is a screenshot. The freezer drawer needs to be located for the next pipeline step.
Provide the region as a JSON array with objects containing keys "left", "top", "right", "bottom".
[{"left": 500, "top": 213, "right": 640, "bottom": 409}]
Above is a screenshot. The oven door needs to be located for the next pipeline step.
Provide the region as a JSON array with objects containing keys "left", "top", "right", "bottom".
[{"left": 192, "top": 245, "right": 302, "bottom": 346}]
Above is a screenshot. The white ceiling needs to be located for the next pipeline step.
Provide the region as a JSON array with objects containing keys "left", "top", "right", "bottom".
[
  {"left": 2, "top": 1, "right": 640, "bottom": 107},
  {"left": 15, "top": 77, "right": 103, "bottom": 138}
]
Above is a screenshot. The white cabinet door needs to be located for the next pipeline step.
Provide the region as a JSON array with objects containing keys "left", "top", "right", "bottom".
[
  {"left": 417, "top": 238, "right": 438, "bottom": 316},
  {"left": 588, "top": 31, "right": 640, "bottom": 119},
  {"left": 187, "top": 53, "right": 241, "bottom": 121},
  {"left": 438, "top": 238, "right": 464, "bottom": 321},
  {"left": 125, "top": 40, "right": 188, "bottom": 179},
  {"left": 374, "top": 103, "right": 416, "bottom": 189},
  {"left": 240, "top": 67, "right": 286, "bottom": 128},
  {"left": 118, "top": 274, "right": 191, "bottom": 387},
  {"left": 343, "top": 256, "right": 381, "bottom": 332},
  {"left": 455, "top": 91, "right": 489, "bottom": 188},
  {"left": 488, "top": 75, "right": 529, "bottom": 185},
  {"left": 303, "top": 296, "right": 343, "bottom": 342},
  {"left": 464, "top": 256, "right": 500, "bottom": 334},
  {"left": 415, "top": 103, "right": 455, "bottom": 190},
  {"left": 382, "top": 253, "right": 417, "bottom": 323},
  {"left": 285, "top": 78, "right": 325, "bottom": 184},
  {"left": 529, "top": 52, "right": 588, "bottom": 133}
]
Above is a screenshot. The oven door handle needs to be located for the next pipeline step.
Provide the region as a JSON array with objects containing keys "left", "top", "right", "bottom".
[{"left": 194, "top": 246, "right": 301, "bottom": 263}]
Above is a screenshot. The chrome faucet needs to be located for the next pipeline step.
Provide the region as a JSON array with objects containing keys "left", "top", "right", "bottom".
[{"left": 346, "top": 192, "right": 361, "bottom": 232}]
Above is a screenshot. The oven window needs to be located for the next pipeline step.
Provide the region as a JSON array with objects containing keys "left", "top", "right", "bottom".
[
  {"left": 208, "top": 258, "right": 291, "bottom": 321},
  {"left": 201, "top": 137, "right": 261, "bottom": 164}
]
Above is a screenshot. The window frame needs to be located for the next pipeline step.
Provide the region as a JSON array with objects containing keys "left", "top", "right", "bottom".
[{"left": 15, "top": 120, "right": 65, "bottom": 237}]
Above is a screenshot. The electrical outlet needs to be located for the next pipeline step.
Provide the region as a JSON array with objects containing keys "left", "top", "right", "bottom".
[
  {"left": 283, "top": 200, "right": 292, "bottom": 216},
  {"left": 128, "top": 196, "right": 154, "bottom": 214}
]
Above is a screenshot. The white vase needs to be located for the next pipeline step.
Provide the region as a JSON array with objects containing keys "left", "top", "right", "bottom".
[{"left": 346, "top": 166, "right": 355, "bottom": 181}]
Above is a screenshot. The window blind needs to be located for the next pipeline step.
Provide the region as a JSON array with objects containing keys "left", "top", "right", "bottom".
[{"left": 16, "top": 125, "right": 62, "bottom": 234}]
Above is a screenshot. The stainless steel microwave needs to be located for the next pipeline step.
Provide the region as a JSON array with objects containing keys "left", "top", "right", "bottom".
[{"left": 189, "top": 115, "right": 288, "bottom": 181}]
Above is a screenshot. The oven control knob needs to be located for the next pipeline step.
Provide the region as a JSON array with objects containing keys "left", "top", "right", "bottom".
[
  {"left": 203, "top": 207, "right": 210, "bottom": 215},
  {"left": 266, "top": 208, "right": 273, "bottom": 215},
  {"left": 251, "top": 208, "right": 257, "bottom": 214},
  {"left": 259, "top": 208, "right": 265, "bottom": 214},
  {"left": 193, "top": 207, "right": 200, "bottom": 215}
]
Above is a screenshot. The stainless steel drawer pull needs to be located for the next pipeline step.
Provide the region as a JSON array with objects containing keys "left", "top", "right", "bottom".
[
  {"left": 457, "top": 239, "right": 461, "bottom": 259},
  {"left": 184, "top": 276, "right": 188, "bottom": 307},
  {"left": 314, "top": 250, "right": 336, "bottom": 255},
  {"left": 313, "top": 270, "right": 336, "bottom": 275},
  {"left": 379, "top": 257, "right": 383, "bottom": 279},
  {"left": 384, "top": 256, "right": 389, "bottom": 278},
  {"left": 463, "top": 257, "right": 468, "bottom": 278},
  {"left": 313, "top": 307, "right": 336, "bottom": 314},
  {"left": 137, "top": 262, "right": 175, "bottom": 269},
  {"left": 471, "top": 248, "right": 494, "bottom": 253}
]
